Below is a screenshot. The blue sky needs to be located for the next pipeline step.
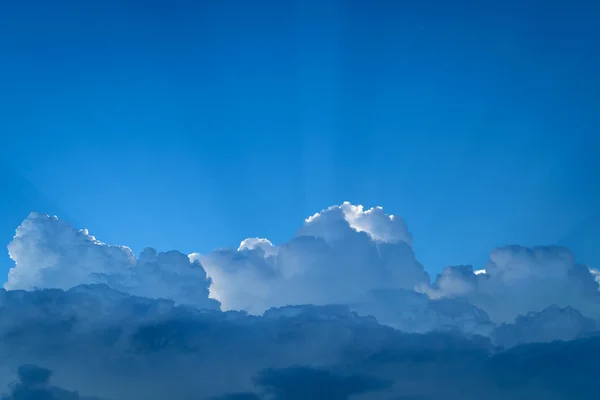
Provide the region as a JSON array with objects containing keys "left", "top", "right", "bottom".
[{"left": 1, "top": 0, "right": 598, "bottom": 277}]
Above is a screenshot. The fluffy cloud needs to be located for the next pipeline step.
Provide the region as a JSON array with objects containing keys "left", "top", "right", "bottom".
[
  {"left": 3, "top": 203, "right": 600, "bottom": 399},
  {"left": 6, "top": 213, "right": 135, "bottom": 291},
  {"left": 193, "top": 203, "right": 496, "bottom": 334},
  {"left": 194, "top": 203, "right": 600, "bottom": 330},
  {"left": 491, "top": 305, "right": 597, "bottom": 348},
  {"left": 301, "top": 202, "right": 413, "bottom": 245},
  {"left": 5, "top": 213, "right": 219, "bottom": 311},
  {"left": 425, "top": 246, "right": 600, "bottom": 322},
  {"left": 6, "top": 204, "right": 600, "bottom": 336},
  {"left": 194, "top": 203, "right": 429, "bottom": 316}
]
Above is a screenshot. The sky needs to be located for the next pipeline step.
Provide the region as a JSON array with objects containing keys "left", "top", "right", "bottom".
[{"left": 1, "top": 0, "right": 599, "bottom": 278}]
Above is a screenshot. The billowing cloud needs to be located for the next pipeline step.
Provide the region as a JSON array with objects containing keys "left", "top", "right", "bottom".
[
  {"left": 5, "top": 204, "right": 600, "bottom": 337},
  {"left": 5, "top": 213, "right": 219, "bottom": 311},
  {"left": 301, "top": 202, "right": 413, "bottom": 245},
  {"left": 194, "top": 203, "right": 429, "bottom": 317},
  {"left": 424, "top": 246, "right": 600, "bottom": 322},
  {"left": 192, "top": 203, "right": 600, "bottom": 330},
  {"left": 6, "top": 213, "right": 135, "bottom": 291}
]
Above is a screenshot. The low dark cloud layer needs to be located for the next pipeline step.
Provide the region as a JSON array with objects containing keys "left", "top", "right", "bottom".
[
  {"left": 1, "top": 364, "right": 103, "bottom": 400},
  {"left": 0, "top": 285, "right": 598, "bottom": 399}
]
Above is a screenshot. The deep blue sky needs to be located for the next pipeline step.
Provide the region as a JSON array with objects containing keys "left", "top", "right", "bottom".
[{"left": 1, "top": 0, "right": 599, "bottom": 277}]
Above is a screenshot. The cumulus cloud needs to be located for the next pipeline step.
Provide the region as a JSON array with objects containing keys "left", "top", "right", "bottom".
[
  {"left": 6, "top": 204, "right": 600, "bottom": 337},
  {"left": 6, "top": 213, "right": 135, "bottom": 291},
  {"left": 5, "top": 213, "right": 219, "bottom": 310},
  {"left": 2, "top": 203, "right": 600, "bottom": 399},
  {"left": 194, "top": 203, "right": 429, "bottom": 318},
  {"left": 301, "top": 202, "right": 413, "bottom": 245},
  {"left": 193, "top": 203, "right": 600, "bottom": 331},
  {"left": 425, "top": 246, "right": 600, "bottom": 322}
]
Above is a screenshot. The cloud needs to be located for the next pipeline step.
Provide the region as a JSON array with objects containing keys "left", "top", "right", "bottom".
[
  {"left": 425, "top": 246, "right": 600, "bottom": 322},
  {"left": 194, "top": 203, "right": 600, "bottom": 331},
  {"left": 591, "top": 268, "right": 600, "bottom": 284},
  {"left": 0, "top": 285, "right": 598, "bottom": 400},
  {"left": 208, "top": 394, "right": 261, "bottom": 400},
  {"left": 6, "top": 213, "right": 135, "bottom": 291},
  {"left": 2, "top": 203, "right": 600, "bottom": 399},
  {"left": 5, "top": 213, "right": 219, "bottom": 311},
  {"left": 252, "top": 366, "right": 392, "bottom": 400},
  {"left": 1, "top": 364, "right": 104, "bottom": 400},
  {"left": 349, "top": 288, "right": 495, "bottom": 335},
  {"left": 6, "top": 204, "right": 600, "bottom": 338},
  {"left": 301, "top": 202, "right": 413, "bottom": 245},
  {"left": 491, "top": 305, "right": 597, "bottom": 348},
  {"left": 194, "top": 203, "right": 430, "bottom": 319}
]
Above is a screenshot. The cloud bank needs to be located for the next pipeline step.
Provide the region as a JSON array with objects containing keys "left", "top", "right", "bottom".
[
  {"left": 5, "top": 204, "right": 600, "bottom": 332},
  {"left": 0, "top": 285, "right": 598, "bottom": 399},
  {"left": 1, "top": 364, "right": 104, "bottom": 400},
  {"left": 2, "top": 203, "right": 599, "bottom": 399},
  {"left": 6, "top": 212, "right": 219, "bottom": 310},
  {"left": 424, "top": 246, "right": 600, "bottom": 322}
]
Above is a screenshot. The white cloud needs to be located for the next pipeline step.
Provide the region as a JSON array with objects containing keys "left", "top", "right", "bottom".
[
  {"left": 6, "top": 212, "right": 136, "bottom": 291},
  {"left": 2, "top": 203, "right": 600, "bottom": 400},
  {"left": 5, "top": 213, "right": 219, "bottom": 311},
  {"left": 301, "top": 202, "right": 413, "bottom": 245},
  {"left": 193, "top": 203, "right": 429, "bottom": 318},
  {"left": 238, "top": 238, "right": 278, "bottom": 257},
  {"left": 591, "top": 268, "right": 600, "bottom": 284},
  {"left": 425, "top": 246, "right": 600, "bottom": 323}
]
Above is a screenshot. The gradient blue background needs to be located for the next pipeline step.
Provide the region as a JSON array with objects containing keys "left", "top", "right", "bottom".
[{"left": 1, "top": 0, "right": 598, "bottom": 276}]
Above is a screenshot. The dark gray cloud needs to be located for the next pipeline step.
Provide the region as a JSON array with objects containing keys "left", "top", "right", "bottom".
[
  {"left": 208, "top": 394, "right": 261, "bottom": 400},
  {"left": 0, "top": 285, "right": 598, "bottom": 399},
  {"left": 253, "top": 366, "right": 392, "bottom": 400},
  {"left": 1, "top": 365, "right": 103, "bottom": 400}
]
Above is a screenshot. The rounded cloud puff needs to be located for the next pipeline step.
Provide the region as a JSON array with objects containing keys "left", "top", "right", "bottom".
[
  {"left": 425, "top": 246, "right": 600, "bottom": 322},
  {"left": 194, "top": 203, "right": 429, "bottom": 315},
  {"left": 6, "top": 212, "right": 136, "bottom": 291},
  {"left": 300, "top": 202, "right": 413, "bottom": 245},
  {"left": 5, "top": 213, "right": 219, "bottom": 311}
]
